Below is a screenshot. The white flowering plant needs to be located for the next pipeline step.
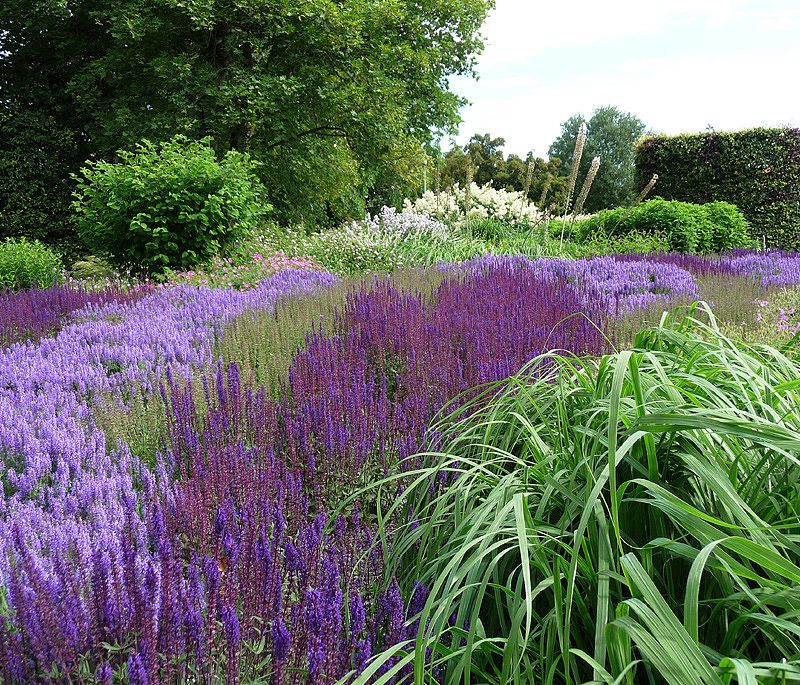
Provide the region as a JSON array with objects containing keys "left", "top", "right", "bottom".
[
  {"left": 271, "top": 224, "right": 400, "bottom": 275},
  {"left": 265, "top": 207, "right": 487, "bottom": 273},
  {"left": 361, "top": 205, "right": 451, "bottom": 240},
  {"left": 403, "top": 182, "right": 545, "bottom": 227}
]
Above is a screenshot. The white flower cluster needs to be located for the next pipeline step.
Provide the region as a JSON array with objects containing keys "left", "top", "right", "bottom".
[
  {"left": 403, "top": 182, "right": 544, "bottom": 226},
  {"left": 357, "top": 206, "right": 450, "bottom": 240}
]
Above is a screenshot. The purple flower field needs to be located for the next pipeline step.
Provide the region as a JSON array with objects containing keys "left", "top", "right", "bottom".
[
  {"left": 615, "top": 250, "right": 800, "bottom": 286},
  {"left": 0, "top": 284, "right": 153, "bottom": 347},
  {"left": 1, "top": 253, "right": 800, "bottom": 683}
]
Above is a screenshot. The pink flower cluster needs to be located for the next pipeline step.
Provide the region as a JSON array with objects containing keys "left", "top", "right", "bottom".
[
  {"left": 753, "top": 298, "right": 800, "bottom": 336},
  {"left": 167, "top": 251, "right": 323, "bottom": 289}
]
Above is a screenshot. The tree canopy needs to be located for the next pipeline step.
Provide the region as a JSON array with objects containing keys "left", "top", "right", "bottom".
[
  {"left": 0, "top": 0, "right": 493, "bottom": 233},
  {"left": 548, "top": 106, "right": 646, "bottom": 211}
]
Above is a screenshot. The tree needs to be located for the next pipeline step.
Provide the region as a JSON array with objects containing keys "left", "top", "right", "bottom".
[
  {"left": 465, "top": 133, "right": 507, "bottom": 186},
  {"left": 0, "top": 0, "right": 493, "bottom": 231},
  {"left": 548, "top": 106, "right": 646, "bottom": 211}
]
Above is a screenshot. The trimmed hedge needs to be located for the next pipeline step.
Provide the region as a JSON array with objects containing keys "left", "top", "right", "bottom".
[
  {"left": 0, "top": 104, "right": 78, "bottom": 245},
  {"left": 573, "top": 198, "right": 752, "bottom": 254},
  {"left": 636, "top": 128, "right": 800, "bottom": 250}
]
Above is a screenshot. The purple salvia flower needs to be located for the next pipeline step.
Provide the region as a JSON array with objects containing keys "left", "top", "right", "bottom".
[
  {"left": 127, "top": 650, "right": 148, "bottom": 685},
  {"left": 273, "top": 618, "right": 291, "bottom": 662}
]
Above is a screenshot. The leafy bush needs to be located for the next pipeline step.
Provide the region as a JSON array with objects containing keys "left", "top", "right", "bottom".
[
  {"left": 560, "top": 230, "right": 670, "bottom": 257},
  {"left": 574, "top": 198, "right": 751, "bottom": 253},
  {"left": 0, "top": 237, "right": 63, "bottom": 290},
  {"left": 703, "top": 200, "right": 752, "bottom": 252},
  {"left": 636, "top": 128, "right": 800, "bottom": 249},
  {"left": 72, "top": 136, "right": 268, "bottom": 274}
]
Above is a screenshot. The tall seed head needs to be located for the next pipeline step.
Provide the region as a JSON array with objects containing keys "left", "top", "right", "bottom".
[
  {"left": 523, "top": 159, "right": 535, "bottom": 197},
  {"left": 464, "top": 159, "right": 473, "bottom": 218},
  {"left": 539, "top": 173, "right": 553, "bottom": 208},
  {"left": 574, "top": 156, "right": 601, "bottom": 216},
  {"left": 519, "top": 159, "right": 536, "bottom": 221},
  {"left": 635, "top": 173, "right": 658, "bottom": 204},
  {"left": 564, "top": 121, "right": 588, "bottom": 214}
]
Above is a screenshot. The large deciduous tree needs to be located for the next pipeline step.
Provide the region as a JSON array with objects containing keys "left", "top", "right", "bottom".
[
  {"left": 0, "top": 0, "right": 492, "bottom": 232},
  {"left": 548, "top": 106, "right": 646, "bottom": 212}
]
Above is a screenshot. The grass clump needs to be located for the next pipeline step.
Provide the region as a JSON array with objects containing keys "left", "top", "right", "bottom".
[
  {"left": 354, "top": 305, "right": 800, "bottom": 684},
  {"left": 0, "top": 237, "right": 62, "bottom": 290}
]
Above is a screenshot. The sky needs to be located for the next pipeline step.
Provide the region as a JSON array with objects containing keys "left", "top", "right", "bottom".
[{"left": 448, "top": 0, "right": 800, "bottom": 159}]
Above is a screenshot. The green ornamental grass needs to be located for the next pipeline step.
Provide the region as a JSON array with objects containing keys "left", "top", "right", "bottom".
[
  {"left": 346, "top": 304, "right": 800, "bottom": 684},
  {"left": 0, "top": 236, "right": 62, "bottom": 290}
]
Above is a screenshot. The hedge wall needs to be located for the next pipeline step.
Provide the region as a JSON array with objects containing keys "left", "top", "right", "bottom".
[
  {"left": 0, "top": 104, "right": 78, "bottom": 247},
  {"left": 636, "top": 128, "right": 800, "bottom": 250}
]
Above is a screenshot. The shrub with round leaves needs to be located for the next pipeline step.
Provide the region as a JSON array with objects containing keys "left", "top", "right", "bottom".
[{"left": 72, "top": 136, "right": 269, "bottom": 273}]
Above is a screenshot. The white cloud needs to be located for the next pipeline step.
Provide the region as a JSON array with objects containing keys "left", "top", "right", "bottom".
[
  {"left": 475, "top": 0, "right": 752, "bottom": 68},
  {"left": 449, "top": 0, "right": 800, "bottom": 157}
]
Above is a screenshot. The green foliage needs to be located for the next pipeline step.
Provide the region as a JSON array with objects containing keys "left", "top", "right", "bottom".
[
  {"left": 353, "top": 308, "right": 800, "bottom": 684},
  {"left": 636, "top": 128, "right": 800, "bottom": 249},
  {"left": 488, "top": 228, "right": 668, "bottom": 259},
  {"left": 560, "top": 230, "right": 669, "bottom": 257},
  {"left": 573, "top": 198, "right": 751, "bottom": 253},
  {"left": 0, "top": 103, "right": 79, "bottom": 245},
  {"left": 273, "top": 226, "right": 401, "bottom": 275},
  {"left": 703, "top": 200, "right": 752, "bottom": 252},
  {"left": 0, "top": 237, "right": 63, "bottom": 290},
  {"left": 69, "top": 255, "right": 117, "bottom": 280},
  {"left": 269, "top": 218, "right": 672, "bottom": 273},
  {"left": 549, "top": 106, "right": 646, "bottom": 211},
  {"left": 393, "top": 230, "right": 488, "bottom": 265},
  {"left": 462, "top": 218, "right": 518, "bottom": 243},
  {"left": 1, "top": 0, "right": 493, "bottom": 229},
  {"left": 72, "top": 136, "right": 268, "bottom": 273}
]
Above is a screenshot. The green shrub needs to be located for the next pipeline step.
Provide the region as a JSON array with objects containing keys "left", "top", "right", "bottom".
[
  {"left": 563, "top": 229, "right": 670, "bottom": 257},
  {"left": 636, "top": 128, "right": 800, "bottom": 249},
  {"left": 72, "top": 136, "right": 268, "bottom": 274},
  {"left": 703, "top": 200, "right": 753, "bottom": 252},
  {"left": 0, "top": 237, "right": 63, "bottom": 290},
  {"left": 574, "top": 198, "right": 750, "bottom": 253}
]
